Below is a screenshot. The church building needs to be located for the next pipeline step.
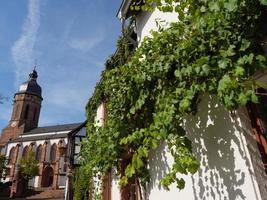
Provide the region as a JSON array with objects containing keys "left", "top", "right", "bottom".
[{"left": 0, "top": 68, "right": 85, "bottom": 198}]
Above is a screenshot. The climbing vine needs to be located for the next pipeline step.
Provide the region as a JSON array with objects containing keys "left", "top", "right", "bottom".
[{"left": 78, "top": 0, "right": 267, "bottom": 199}]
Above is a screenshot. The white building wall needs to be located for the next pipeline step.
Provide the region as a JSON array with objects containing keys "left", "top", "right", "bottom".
[
  {"left": 96, "top": 103, "right": 106, "bottom": 127},
  {"left": 143, "top": 95, "right": 263, "bottom": 200},
  {"left": 111, "top": 173, "right": 121, "bottom": 200},
  {"left": 45, "top": 141, "right": 51, "bottom": 162},
  {"left": 34, "top": 176, "right": 40, "bottom": 188},
  {"left": 136, "top": 8, "right": 178, "bottom": 43},
  {"left": 110, "top": 5, "right": 266, "bottom": 200}
]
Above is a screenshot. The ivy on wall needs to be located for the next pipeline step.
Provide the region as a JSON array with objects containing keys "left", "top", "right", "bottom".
[{"left": 76, "top": 0, "right": 267, "bottom": 199}]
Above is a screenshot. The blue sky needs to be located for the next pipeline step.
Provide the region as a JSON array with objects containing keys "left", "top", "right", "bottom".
[{"left": 0, "top": 0, "right": 122, "bottom": 130}]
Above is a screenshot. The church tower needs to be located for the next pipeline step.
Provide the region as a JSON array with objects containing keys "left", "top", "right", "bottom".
[{"left": 0, "top": 68, "right": 43, "bottom": 147}]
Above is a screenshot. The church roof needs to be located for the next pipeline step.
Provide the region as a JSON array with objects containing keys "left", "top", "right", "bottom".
[
  {"left": 13, "top": 133, "right": 69, "bottom": 142},
  {"left": 22, "top": 122, "right": 83, "bottom": 136},
  {"left": 16, "top": 68, "right": 42, "bottom": 99},
  {"left": 11, "top": 122, "right": 84, "bottom": 142}
]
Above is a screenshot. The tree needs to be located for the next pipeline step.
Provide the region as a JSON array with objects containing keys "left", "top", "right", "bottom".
[
  {"left": 19, "top": 150, "right": 39, "bottom": 187},
  {"left": 0, "top": 154, "right": 7, "bottom": 179},
  {"left": 0, "top": 94, "right": 8, "bottom": 104}
]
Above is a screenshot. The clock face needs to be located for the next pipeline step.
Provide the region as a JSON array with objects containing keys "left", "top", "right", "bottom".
[
  {"left": 19, "top": 84, "right": 27, "bottom": 91},
  {"left": 11, "top": 121, "right": 17, "bottom": 127}
]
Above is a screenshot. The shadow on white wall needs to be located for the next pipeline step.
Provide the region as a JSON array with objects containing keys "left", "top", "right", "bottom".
[{"left": 144, "top": 95, "right": 260, "bottom": 200}]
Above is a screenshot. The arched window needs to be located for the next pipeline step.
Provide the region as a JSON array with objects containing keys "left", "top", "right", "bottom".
[
  {"left": 22, "top": 146, "right": 29, "bottom": 157},
  {"left": 24, "top": 105, "right": 29, "bottom": 119},
  {"left": 8, "top": 147, "right": 16, "bottom": 164},
  {"left": 50, "top": 144, "right": 57, "bottom": 162},
  {"left": 36, "top": 145, "right": 43, "bottom": 162},
  {"left": 33, "top": 107, "right": 37, "bottom": 122},
  {"left": 15, "top": 105, "right": 20, "bottom": 119}
]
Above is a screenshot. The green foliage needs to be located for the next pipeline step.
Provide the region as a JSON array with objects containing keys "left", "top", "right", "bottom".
[
  {"left": 105, "top": 21, "right": 136, "bottom": 70},
  {"left": 260, "top": 0, "right": 267, "bottom": 6},
  {"left": 81, "top": 0, "right": 267, "bottom": 198},
  {"left": 19, "top": 150, "right": 39, "bottom": 180},
  {"left": 74, "top": 166, "right": 92, "bottom": 200},
  {"left": 0, "top": 154, "right": 7, "bottom": 178}
]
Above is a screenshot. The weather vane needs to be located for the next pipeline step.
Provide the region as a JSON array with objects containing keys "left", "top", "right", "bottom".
[{"left": 34, "top": 59, "right": 37, "bottom": 70}]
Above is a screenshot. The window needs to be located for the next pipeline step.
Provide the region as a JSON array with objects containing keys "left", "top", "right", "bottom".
[
  {"left": 8, "top": 147, "right": 16, "bottom": 164},
  {"left": 36, "top": 145, "right": 43, "bottom": 162},
  {"left": 5, "top": 168, "right": 10, "bottom": 176},
  {"left": 15, "top": 105, "right": 20, "bottom": 119},
  {"left": 102, "top": 171, "right": 112, "bottom": 200},
  {"left": 22, "top": 146, "right": 29, "bottom": 158},
  {"left": 121, "top": 177, "right": 140, "bottom": 200},
  {"left": 129, "top": 178, "right": 140, "bottom": 200},
  {"left": 33, "top": 107, "right": 37, "bottom": 122},
  {"left": 50, "top": 144, "right": 57, "bottom": 162},
  {"left": 24, "top": 105, "right": 29, "bottom": 119},
  {"left": 120, "top": 158, "right": 141, "bottom": 200}
]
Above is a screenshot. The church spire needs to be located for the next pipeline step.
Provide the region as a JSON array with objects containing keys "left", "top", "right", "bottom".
[
  {"left": 29, "top": 65, "right": 38, "bottom": 80},
  {"left": 0, "top": 67, "right": 43, "bottom": 146}
]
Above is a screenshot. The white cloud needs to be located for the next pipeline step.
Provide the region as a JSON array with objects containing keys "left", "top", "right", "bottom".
[
  {"left": 45, "top": 81, "right": 90, "bottom": 112},
  {"left": 68, "top": 33, "right": 105, "bottom": 52},
  {"left": 11, "top": 0, "right": 40, "bottom": 85}
]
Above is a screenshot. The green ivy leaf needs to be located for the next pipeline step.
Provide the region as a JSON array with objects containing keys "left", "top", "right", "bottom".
[
  {"left": 224, "top": 0, "right": 238, "bottom": 12},
  {"left": 251, "top": 92, "right": 259, "bottom": 103},
  {"left": 209, "top": 1, "right": 220, "bottom": 11},
  {"left": 234, "top": 66, "right": 245, "bottom": 76},
  {"left": 238, "top": 92, "right": 248, "bottom": 105},
  {"left": 176, "top": 178, "right": 185, "bottom": 190},
  {"left": 259, "top": 0, "right": 267, "bottom": 5},
  {"left": 218, "top": 75, "right": 231, "bottom": 93},
  {"left": 240, "top": 39, "right": 251, "bottom": 51},
  {"left": 218, "top": 59, "right": 229, "bottom": 69},
  {"left": 179, "top": 98, "right": 190, "bottom": 113}
]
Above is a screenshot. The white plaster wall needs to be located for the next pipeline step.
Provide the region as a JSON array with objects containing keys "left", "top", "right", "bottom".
[
  {"left": 28, "top": 177, "right": 35, "bottom": 187},
  {"left": 96, "top": 103, "right": 106, "bottom": 127},
  {"left": 6, "top": 142, "right": 18, "bottom": 158},
  {"left": 136, "top": 8, "right": 178, "bottom": 43},
  {"left": 34, "top": 176, "right": 39, "bottom": 188},
  {"left": 143, "top": 95, "right": 262, "bottom": 200},
  {"left": 21, "top": 141, "right": 33, "bottom": 147},
  {"left": 50, "top": 138, "right": 63, "bottom": 145},
  {"left": 0, "top": 146, "right": 6, "bottom": 155},
  {"left": 110, "top": 96, "right": 263, "bottom": 200},
  {"left": 45, "top": 141, "right": 51, "bottom": 162},
  {"left": 1, "top": 177, "right": 10, "bottom": 183},
  {"left": 36, "top": 140, "right": 46, "bottom": 146},
  {"left": 111, "top": 173, "right": 121, "bottom": 200}
]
